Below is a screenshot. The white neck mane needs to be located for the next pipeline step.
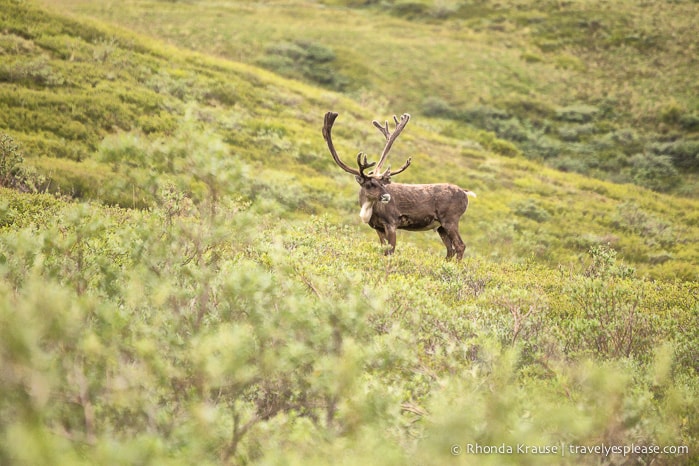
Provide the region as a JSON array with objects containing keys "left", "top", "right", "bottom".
[{"left": 359, "top": 201, "right": 373, "bottom": 223}]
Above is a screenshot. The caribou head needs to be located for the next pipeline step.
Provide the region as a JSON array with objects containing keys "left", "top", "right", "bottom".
[{"left": 322, "top": 111, "right": 476, "bottom": 260}]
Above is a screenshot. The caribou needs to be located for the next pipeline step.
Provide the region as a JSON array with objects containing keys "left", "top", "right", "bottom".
[{"left": 322, "top": 111, "right": 476, "bottom": 260}]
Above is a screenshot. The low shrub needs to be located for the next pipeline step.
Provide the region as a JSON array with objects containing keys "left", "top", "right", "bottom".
[
  {"left": 511, "top": 199, "right": 550, "bottom": 223},
  {"left": 630, "top": 152, "right": 680, "bottom": 192},
  {"left": 257, "top": 40, "right": 348, "bottom": 91},
  {"left": 0, "top": 133, "right": 45, "bottom": 192}
]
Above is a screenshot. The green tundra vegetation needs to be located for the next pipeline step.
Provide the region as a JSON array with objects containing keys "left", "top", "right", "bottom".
[
  {"left": 1, "top": 0, "right": 698, "bottom": 464},
  {"left": 38, "top": 0, "right": 699, "bottom": 196}
]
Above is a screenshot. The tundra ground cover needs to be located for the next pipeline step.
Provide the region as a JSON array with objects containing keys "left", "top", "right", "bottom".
[{"left": 0, "top": 1, "right": 698, "bottom": 464}]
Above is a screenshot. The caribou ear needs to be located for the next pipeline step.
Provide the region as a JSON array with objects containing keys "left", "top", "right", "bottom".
[
  {"left": 381, "top": 172, "right": 392, "bottom": 184},
  {"left": 355, "top": 175, "right": 363, "bottom": 184}
]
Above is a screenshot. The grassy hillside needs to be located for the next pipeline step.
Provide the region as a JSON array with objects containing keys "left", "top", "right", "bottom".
[
  {"left": 41, "top": 0, "right": 699, "bottom": 196},
  {"left": 1, "top": 1, "right": 698, "bottom": 465},
  {"left": 2, "top": 0, "right": 698, "bottom": 278}
]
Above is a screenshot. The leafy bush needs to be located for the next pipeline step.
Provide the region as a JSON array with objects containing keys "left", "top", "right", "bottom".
[
  {"left": 512, "top": 199, "right": 550, "bottom": 223},
  {"left": 647, "top": 139, "right": 699, "bottom": 172},
  {"left": 458, "top": 105, "right": 510, "bottom": 127},
  {"left": 0, "top": 133, "right": 45, "bottom": 192},
  {"left": 473, "top": 130, "right": 522, "bottom": 157},
  {"left": 0, "top": 188, "right": 62, "bottom": 229},
  {"left": 679, "top": 112, "right": 699, "bottom": 131},
  {"left": 97, "top": 110, "right": 250, "bottom": 211},
  {"left": 557, "top": 123, "right": 595, "bottom": 142},
  {"left": 630, "top": 152, "right": 680, "bottom": 192},
  {"left": 551, "top": 155, "right": 590, "bottom": 174},
  {"left": 257, "top": 40, "right": 348, "bottom": 91},
  {"left": 422, "top": 96, "right": 454, "bottom": 118},
  {"left": 0, "top": 55, "right": 65, "bottom": 86},
  {"left": 0, "top": 32, "right": 35, "bottom": 55},
  {"left": 611, "top": 202, "right": 676, "bottom": 250},
  {"left": 0, "top": 134, "right": 24, "bottom": 188},
  {"left": 563, "top": 274, "right": 654, "bottom": 360}
]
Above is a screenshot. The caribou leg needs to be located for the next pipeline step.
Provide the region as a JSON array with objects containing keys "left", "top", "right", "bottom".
[
  {"left": 384, "top": 225, "right": 397, "bottom": 255},
  {"left": 448, "top": 225, "right": 466, "bottom": 260},
  {"left": 374, "top": 226, "right": 395, "bottom": 255},
  {"left": 440, "top": 224, "right": 465, "bottom": 260},
  {"left": 376, "top": 228, "right": 388, "bottom": 245},
  {"left": 437, "top": 226, "right": 455, "bottom": 259}
]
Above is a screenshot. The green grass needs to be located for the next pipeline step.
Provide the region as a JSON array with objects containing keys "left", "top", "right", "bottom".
[
  {"left": 1, "top": 1, "right": 698, "bottom": 464},
  {"left": 40, "top": 0, "right": 699, "bottom": 195},
  {"left": 2, "top": 0, "right": 699, "bottom": 277}
]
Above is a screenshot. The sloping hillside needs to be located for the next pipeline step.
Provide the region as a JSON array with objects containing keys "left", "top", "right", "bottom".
[
  {"left": 42, "top": 0, "right": 699, "bottom": 196},
  {"left": 0, "top": 2, "right": 698, "bottom": 465},
  {"left": 1, "top": 0, "right": 698, "bottom": 278}
]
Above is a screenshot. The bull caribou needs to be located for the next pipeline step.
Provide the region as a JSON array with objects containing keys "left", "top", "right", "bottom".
[{"left": 322, "top": 111, "right": 476, "bottom": 260}]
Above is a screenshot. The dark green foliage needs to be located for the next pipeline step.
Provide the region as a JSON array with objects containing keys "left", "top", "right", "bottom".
[
  {"left": 679, "top": 112, "right": 699, "bottom": 131},
  {"left": 257, "top": 40, "right": 348, "bottom": 91},
  {"left": 512, "top": 199, "right": 550, "bottom": 223},
  {"left": 630, "top": 153, "right": 680, "bottom": 192},
  {"left": 422, "top": 96, "right": 454, "bottom": 118},
  {"left": 648, "top": 139, "right": 699, "bottom": 172},
  {"left": 389, "top": 1, "right": 430, "bottom": 19}
]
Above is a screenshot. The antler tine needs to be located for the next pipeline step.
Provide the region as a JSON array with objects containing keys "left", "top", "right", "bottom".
[
  {"left": 372, "top": 119, "right": 390, "bottom": 140},
  {"left": 389, "top": 157, "right": 412, "bottom": 177},
  {"left": 323, "top": 111, "right": 361, "bottom": 177},
  {"left": 356, "top": 152, "right": 376, "bottom": 177},
  {"left": 372, "top": 113, "right": 411, "bottom": 177}
]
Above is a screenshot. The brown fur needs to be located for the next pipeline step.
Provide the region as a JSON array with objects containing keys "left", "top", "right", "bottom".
[
  {"left": 323, "top": 111, "right": 475, "bottom": 260},
  {"left": 360, "top": 182, "right": 474, "bottom": 259}
]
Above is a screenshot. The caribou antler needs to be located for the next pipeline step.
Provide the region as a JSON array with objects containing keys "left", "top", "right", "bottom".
[
  {"left": 385, "top": 157, "right": 412, "bottom": 178},
  {"left": 324, "top": 111, "right": 411, "bottom": 180},
  {"left": 371, "top": 113, "right": 411, "bottom": 178},
  {"left": 324, "top": 111, "right": 381, "bottom": 178},
  {"left": 355, "top": 152, "right": 376, "bottom": 178},
  {"left": 323, "top": 112, "right": 361, "bottom": 176},
  {"left": 322, "top": 110, "right": 476, "bottom": 261}
]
